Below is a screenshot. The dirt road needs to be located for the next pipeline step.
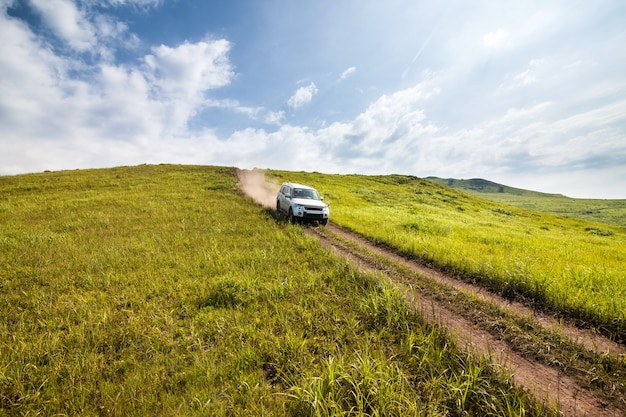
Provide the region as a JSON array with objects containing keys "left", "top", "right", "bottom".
[
  {"left": 236, "top": 169, "right": 625, "bottom": 416},
  {"left": 310, "top": 223, "right": 624, "bottom": 417}
]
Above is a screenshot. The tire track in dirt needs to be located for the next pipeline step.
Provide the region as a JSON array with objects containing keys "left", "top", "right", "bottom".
[
  {"left": 307, "top": 223, "right": 624, "bottom": 417},
  {"left": 325, "top": 223, "right": 625, "bottom": 357}
]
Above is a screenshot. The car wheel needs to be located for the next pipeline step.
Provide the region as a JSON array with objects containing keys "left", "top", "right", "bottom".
[
  {"left": 288, "top": 208, "right": 295, "bottom": 224},
  {"left": 276, "top": 200, "right": 280, "bottom": 212},
  {"left": 321, "top": 219, "right": 328, "bottom": 226}
]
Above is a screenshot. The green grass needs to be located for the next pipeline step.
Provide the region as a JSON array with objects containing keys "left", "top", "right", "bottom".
[
  {"left": 268, "top": 170, "right": 626, "bottom": 342},
  {"left": 0, "top": 165, "right": 554, "bottom": 416},
  {"left": 316, "top": 224, "right": 626, "bottom": 406},
  {"left": 426, "top": 176, "right": 626, "bottom": 227}
]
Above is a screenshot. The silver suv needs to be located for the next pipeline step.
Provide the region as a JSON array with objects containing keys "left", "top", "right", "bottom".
[{"left": 276, "top": 182, "right": 329, "bottom": 225}]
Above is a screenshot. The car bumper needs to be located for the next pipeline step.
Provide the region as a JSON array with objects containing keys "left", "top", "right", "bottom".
[
  {"left": 294, "top": 206, "right": 329, "bottom": 220},
  {"left": 301, "top": 212, "right": 328, "bottom": 220}
]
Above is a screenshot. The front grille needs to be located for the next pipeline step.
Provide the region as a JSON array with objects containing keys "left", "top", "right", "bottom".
[
  {"left": 303, "top": 213, "right": 324, "bottom": 220},
  {"left": 304, "top": 206, "right": 323, "bottom": 211}
]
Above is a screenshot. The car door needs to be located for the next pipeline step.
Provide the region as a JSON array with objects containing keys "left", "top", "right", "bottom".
[
  {"left": 283, "top": 185, "right": 293, "bottom": 212},
  {"left": 278, "top": 185, "right": 290, "bottom": 213}
]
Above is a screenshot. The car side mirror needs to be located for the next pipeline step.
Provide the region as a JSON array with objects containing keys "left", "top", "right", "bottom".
[
  {"left": 285, "top": 194, "right": 292, "bottom": 199},
  {"left": 320, "top": 196, "right": 324, "bottom": 200}
]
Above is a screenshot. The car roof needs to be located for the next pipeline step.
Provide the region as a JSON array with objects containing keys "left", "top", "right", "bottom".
[{"left": 283, "top": 182, "right": 316, "bottom": 190}]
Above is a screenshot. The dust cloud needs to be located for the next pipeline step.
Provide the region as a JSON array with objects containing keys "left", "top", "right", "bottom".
[{"left": 236, "top": 169, "right": 279, "bottom": 209}]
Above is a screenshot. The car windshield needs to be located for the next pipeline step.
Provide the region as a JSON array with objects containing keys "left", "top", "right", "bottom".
[{"left": 293, "top": 188, "right": 319, "bottom": 200}]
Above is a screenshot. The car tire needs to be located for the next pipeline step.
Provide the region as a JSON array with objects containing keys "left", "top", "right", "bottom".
[
  {"left": 276, "top": 200, "right": 280, "bottom": 213},
  {"left": 288, "top": 208, "right": 295, "bottom": 224},
  {"left": 321, "top": 219, "right": 328, "bottom": 226}
]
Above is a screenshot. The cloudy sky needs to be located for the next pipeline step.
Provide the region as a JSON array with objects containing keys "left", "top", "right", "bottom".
[{"left": 1, "top": 0, "right": 625, "bottom": 198}]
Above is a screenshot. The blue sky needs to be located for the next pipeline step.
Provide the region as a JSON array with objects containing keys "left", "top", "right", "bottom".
[{"left": 1, "top": 0, "right": 625, "bottom": 198}]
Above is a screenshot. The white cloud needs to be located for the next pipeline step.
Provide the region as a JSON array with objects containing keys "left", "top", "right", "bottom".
[
  {"left": 287, "top": 82, "right": 318, "bottom": 108},
  {"left": 0, "top": 1, "right": 235, "bottom": 171},
  {"left": 497, "top": 59, "right": 543, "bottom": 92},
  {"left": 340, "top": 66, "right": 356, "bottom": 79},
  {"left": 145, "top": 40, "right": 233, "bottom": 98},
  {"left": 412, "top": 98, "right": 626, "bottom": 186},
  {"left": 93, "top": 14, "right": 131, "bottom": 42},
  {"left": 142, "top": 39, "right": 234, "bottom": 130},
  {"left": 232, "top": 82, "right": 440, "bottom": 174},
  {"left": 0, "top": 6, "right": 71, "bottom": 137},
  {"left": 513, "top": 69, "right": 535, "bottom": 86},
  {"left": 204, "top": 98, "right": 261, "bottom": 118},
  {"left": 200, "top": 99, "right": 285, "bottom": 125},
  {"left": 264, "top": 110, "right": 285, "bottom": 126},
  {"left": 29, "top": 0, "right": 96, "bottom": 51},
  {"left": 482, "top": 28, "right": 512, "bottom": 50},
  {"left": 344, "top": 83, "right": 434, "bottom": 152}
]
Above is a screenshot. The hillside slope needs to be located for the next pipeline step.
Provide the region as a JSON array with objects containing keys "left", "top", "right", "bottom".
[
  {"left": 0, "top": 165, "right": 556, "bottom": 416},
  {"left": 426, "top": 176, "right": 626, "bottom": 227},
  {"left": 426, "top": 176, "right": 563, "bottom": 197}
]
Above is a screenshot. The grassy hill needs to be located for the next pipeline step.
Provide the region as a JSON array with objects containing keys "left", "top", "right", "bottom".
[
  {"left": 426, "top": 176, "right": 626, "bottom": 227},
  {"left": 0, "top": 165, "right": 555, "bottom": 416},
  {"left": 268, "top": 170, "right": 625, "bottom": 341}
]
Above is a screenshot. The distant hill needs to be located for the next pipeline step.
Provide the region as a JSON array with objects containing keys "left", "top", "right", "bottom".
[
  {"left": 425, "top": 177, "right": 626, "bottom": 228},
  {"left": 425, "top": 177, "right": 565, "bottom": 198}
]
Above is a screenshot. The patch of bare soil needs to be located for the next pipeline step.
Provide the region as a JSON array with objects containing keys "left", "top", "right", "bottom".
[{"left": 237, "top": 170, "right": 625, "bottom": 416}]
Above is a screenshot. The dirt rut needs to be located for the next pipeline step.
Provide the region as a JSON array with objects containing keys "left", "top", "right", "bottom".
[{"left": 324, "top": 223, "right": 625, "bottom": 357}]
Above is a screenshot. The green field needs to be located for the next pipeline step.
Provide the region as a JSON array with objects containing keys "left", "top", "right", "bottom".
[
  {"left": 426, "top": 177, "right": 626, "bottom": 228},
  {"left": 0, "top": 165, "right": 554, "bottom": 416},
  {"left": 269, "top": 171, "right": 626, "bottom": 342}
]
